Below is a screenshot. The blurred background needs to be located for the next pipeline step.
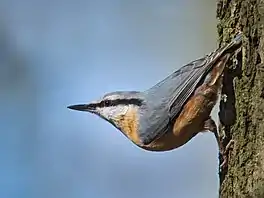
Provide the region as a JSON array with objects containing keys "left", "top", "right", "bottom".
[{"left": 0, "top": 0, "right": 219, "bottom": 198}]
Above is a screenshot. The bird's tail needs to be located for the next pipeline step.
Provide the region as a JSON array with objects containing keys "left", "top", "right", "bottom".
[
  {"left": 233, "top": 32, "right": 243, "bottom": 43},
  {"left": 222, "top": 32, "right": 242, "bottom": 55},
  {"left": 207, "top": 33, "right": 242, "bottom": 86}
]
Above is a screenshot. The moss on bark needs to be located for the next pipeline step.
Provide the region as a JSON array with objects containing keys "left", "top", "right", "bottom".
[{"left": 217, "top": 0, "right": 264, "bottom": 197}]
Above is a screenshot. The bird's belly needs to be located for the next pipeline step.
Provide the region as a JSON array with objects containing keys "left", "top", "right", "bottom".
[
  {"left": 141, "top": 80, "right": 220, "bottom": 152},
  {"left": 142, "top": 128, "right": 198, "bottom": 151}
]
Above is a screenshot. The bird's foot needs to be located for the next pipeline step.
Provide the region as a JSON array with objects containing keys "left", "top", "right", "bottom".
[{"left": 219, "top": 139, "right": 234, "bottom": 171}]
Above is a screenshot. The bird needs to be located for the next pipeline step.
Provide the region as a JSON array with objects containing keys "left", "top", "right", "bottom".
[{"left": 68, "top": 33, "right": 242, "bottom": 169}]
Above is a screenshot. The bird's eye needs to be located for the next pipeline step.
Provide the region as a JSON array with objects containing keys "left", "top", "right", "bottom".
[{"left": 104, "top": 100, "right": 111, "bottom": 106}]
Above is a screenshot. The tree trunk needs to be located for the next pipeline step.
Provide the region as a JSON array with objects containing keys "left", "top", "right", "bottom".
[{"left": 217, "top": 0, "right": 264, "bottom": 197}]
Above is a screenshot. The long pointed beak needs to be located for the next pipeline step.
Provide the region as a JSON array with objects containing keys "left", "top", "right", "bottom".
[{"left": 67, "top": 104, "right": 92, "bottom": 112}]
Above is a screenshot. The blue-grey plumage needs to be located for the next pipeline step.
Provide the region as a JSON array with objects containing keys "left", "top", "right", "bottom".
[
  {"left": 137, "top": 33, "right": 242, "bottom": 145},
  {"left": 68, "top": 33, "right": 242, "bottom": 151}
]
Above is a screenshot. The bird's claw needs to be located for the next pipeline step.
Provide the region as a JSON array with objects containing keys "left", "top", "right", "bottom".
[{"left": 219, "top": 139, "right": 234, "bottom": 171}]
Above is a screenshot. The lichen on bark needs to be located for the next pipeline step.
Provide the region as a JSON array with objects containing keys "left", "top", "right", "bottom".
[{"left": 217, "top": 0, "right": 264, "bottom": 197}]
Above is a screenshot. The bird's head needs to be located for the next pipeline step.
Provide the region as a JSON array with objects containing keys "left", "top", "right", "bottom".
[{"left": 67, "top": 91, "right": 144, "bottom": 130}]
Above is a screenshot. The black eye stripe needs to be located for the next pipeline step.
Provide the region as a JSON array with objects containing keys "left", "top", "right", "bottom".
[
  {"left": 88, "top": 98, "right": 143, "bottom": 109},
  {"left": 103, "top": 100, "right": 111, "bottom": 106}
]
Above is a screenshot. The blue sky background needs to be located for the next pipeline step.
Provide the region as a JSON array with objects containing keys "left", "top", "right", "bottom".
[{"left": 0, "top": 1, "right": 219, "bottom": 198}]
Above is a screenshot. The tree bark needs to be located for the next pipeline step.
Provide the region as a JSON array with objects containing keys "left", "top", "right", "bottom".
[{"left": 217, "top": 0, "right": 264, "bottom": 197}]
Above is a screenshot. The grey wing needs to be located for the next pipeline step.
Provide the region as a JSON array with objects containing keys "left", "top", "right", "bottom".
[
  {"left": 168, "top": 57, "right": 211, "bottom": 117},
  {"left": 138, "top": 56, "right": 210, "bottom": 145},
  {"left": 168, "top": 32, "right": 242, "bottom": 116},
  {"left": 138, "top": 33, "right": 243, "bottom": 145}
]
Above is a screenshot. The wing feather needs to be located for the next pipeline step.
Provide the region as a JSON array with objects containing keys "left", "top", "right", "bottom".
[
  {"left": 139, "top": 56, "right": 209, "bottom": 145},
  {"left": 138, "top": 33, "right": 242, "bottom": 145}
]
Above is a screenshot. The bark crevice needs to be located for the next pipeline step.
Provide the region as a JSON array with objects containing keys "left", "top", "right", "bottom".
[{"left": 217, "top": 0, "right": 264, "bottom": 197}]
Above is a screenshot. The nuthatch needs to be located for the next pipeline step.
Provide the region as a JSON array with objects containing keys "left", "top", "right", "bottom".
[{"left": 68, "top": 33, "right": 242, "bottom": 169}]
